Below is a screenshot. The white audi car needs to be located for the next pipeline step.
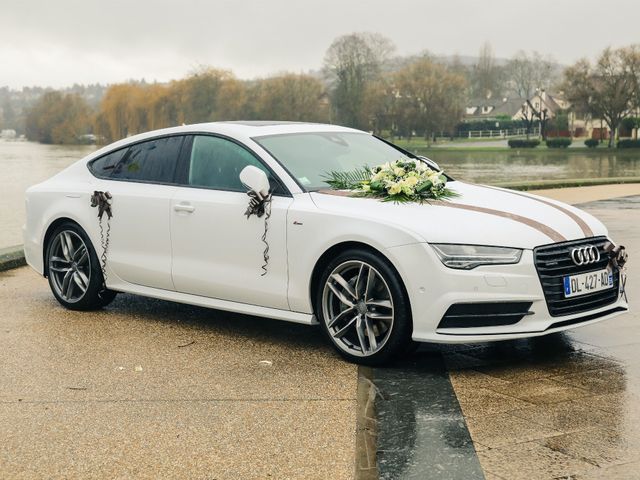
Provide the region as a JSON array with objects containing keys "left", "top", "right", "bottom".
[{"left": 24, "top": 122, "right": 629, "bottom": 364}]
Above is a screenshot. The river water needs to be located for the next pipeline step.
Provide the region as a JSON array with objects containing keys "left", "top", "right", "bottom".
[
  {"left": 0, "top": 141, "right": 96, "bottom": 248},
  {"left": 1, "top": 141, "right": 640, "bottom": 249}
]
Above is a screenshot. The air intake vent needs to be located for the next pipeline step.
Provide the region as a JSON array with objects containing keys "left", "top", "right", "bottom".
[{"left": 438, "top": 302, "right": 533, "bottom": 329}]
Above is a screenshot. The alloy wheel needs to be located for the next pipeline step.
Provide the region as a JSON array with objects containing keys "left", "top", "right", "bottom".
[
  {"left": 322, "top": 260, "right": 395, "bottom": 357},
  {"left": 48, "top": 230, "right": 91, "bottom": 303}
]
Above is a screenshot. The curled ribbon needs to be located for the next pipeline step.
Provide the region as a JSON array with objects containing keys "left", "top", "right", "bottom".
[
  {"left": 244, "top": 190, "right": 272, "bottom": 276},
  {"left": 90, "top": 191, "right": 113, "bottom": 220}
]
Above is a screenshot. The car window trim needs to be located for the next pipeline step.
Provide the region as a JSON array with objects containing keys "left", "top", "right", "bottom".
[
  {"left": 179, "top": 132, "right": 292, "bottom": 197},
  {"left": 87, "top": 133, "right": 188, "bottom": 186}
]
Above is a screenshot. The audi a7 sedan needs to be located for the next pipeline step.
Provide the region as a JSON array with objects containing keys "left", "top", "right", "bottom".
[{"left": 24, "top": 122, "right": 629, "bottom": 364}]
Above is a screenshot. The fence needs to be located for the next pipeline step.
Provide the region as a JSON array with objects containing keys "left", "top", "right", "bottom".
[{"left": 462, "top": 127, "right": 541, "bottom": 139}]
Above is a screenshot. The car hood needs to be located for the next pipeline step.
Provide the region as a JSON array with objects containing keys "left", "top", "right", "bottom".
[{"left": 309, "top": 181, "right": 608, "bottom": 249}]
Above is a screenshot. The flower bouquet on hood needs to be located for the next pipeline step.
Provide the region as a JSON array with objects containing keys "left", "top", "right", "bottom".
[{"left": 324, "top": 159, "right": 458, "bottom": 203}]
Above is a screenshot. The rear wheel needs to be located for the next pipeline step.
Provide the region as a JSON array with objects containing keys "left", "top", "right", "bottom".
[
  {"left": 316, "top": 249, "right": 412, "bottom": 365},
  {"left": 46, "top": 222, "right": 117, "bottom": 310}
]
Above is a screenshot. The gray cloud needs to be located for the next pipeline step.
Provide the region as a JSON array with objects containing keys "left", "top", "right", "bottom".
[{"left": 1, "top": 0, "right": 639, "bottom": 88}]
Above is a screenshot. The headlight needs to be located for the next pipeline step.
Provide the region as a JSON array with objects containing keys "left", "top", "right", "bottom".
[{"left": 431, "top": 244, "right": 523, "bottom": 269}]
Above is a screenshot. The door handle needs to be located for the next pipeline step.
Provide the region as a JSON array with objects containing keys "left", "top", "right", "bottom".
[{"left": 174, "top": 203, "right": 195, "bottom": 213}]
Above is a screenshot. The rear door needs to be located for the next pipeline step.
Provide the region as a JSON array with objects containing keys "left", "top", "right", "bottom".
[
  {"left": 90, "top": 135, "right": 186, "bottom": 290},
  {"left": 170, "top": 134, "right": 292, "bottom": 309}
]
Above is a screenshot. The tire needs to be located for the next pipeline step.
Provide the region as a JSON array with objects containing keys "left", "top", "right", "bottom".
[
  {"left": 45, "top": 222, "right": 117, "bottom": 311},
  {"left": 315, "top": 248, "right": 412, "bottom": 365}
]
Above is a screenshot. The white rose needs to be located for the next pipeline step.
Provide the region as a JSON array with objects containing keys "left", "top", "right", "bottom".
[{"left": 388, "top": 182, "right": 402, "bottom": 195}]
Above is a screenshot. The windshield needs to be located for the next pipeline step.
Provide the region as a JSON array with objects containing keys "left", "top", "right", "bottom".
[{"left": 253, "top": 132, "right": 414, "bottom": 190}]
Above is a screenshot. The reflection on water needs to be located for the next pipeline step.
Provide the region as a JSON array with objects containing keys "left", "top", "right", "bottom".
[
  {"left": 1, "top": 141, "right": 640, "bottom": 248},
  {"left": 428, "top": 149, "right": 640, "bottom": 184},
  {"left": 0, "top": 141, "right": 97, "bottom": 248}
]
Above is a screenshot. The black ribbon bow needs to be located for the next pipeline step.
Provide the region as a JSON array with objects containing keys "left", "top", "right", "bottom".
[
  {"left": 604, "top": 241, "right": 628, "bottom": 269},
  {"left": 90, "top": 191, "right": 113, "bottom": 220},
  {"left": 604, "top": 241, "right": 629, "bottom": 301},
  {"left": 244, "top": 190, "right": 271, "bottom": 219}
]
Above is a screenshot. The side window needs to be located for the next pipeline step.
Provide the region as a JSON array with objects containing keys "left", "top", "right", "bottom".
[
  {"left": 111, "top": 136, "right": 184, "bottom": 183},
  {"left": 88, "top": 148, "right": 128, "bottom": 178},
  {"left": 188, "top": 135, "right": 280, "bottom": 193}
]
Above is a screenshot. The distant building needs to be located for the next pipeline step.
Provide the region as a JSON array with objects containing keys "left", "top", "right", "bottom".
[
  {"left": 512, "top": 90, "right": 568, "bottom": 122},
  {"left": 464, "top": 96, "right": 523, "bottom": 121},
  {"left": 0, "top": 129, "right": 16, "bottom": 140}
]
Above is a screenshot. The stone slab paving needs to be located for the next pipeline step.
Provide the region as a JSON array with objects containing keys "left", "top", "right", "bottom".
[
  {"left": 0, "top": 268, "right": 357, "bottom": 479},
  {"left": 444, "top": 195, "right": 640, "bottom": 480}
]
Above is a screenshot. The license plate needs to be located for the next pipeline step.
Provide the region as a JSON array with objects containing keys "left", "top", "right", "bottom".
[{"left": 563, "top": 268, "right": 614, "bottom": 298}]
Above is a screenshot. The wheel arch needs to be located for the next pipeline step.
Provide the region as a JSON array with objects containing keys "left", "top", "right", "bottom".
[{"left": 309, "top": 241, "right": 413, "bottom": 323}]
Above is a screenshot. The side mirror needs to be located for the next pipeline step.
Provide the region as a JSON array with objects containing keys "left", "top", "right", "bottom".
[
  {"left": 239, "top": 166, "right": 270, "bottom": 200},
  {"left": 417, "top": 155, "right": 441, "bottom": 171}
]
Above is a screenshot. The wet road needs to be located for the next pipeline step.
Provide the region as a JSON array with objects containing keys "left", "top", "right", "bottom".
[
  {"left": 0, "top": 270, "right": 357, "bottom": 479},
  {"left": 1, "top": 194, "right": 639, "bottom": 479},
  {"left": 442, "top": 196, "right": 640, "bottom": 479}
]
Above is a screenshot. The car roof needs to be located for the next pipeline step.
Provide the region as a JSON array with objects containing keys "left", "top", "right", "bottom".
[{"left": 85, "top": 121, "right": 365, "bottom": 163}]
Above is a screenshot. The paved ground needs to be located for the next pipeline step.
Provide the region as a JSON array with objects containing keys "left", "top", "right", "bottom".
[
  {"left": 531, "top": 183, "right": 640, "bottom": 204},
  {"left": 1, "top": 191, "right": 639, "bottom": 480},
  {"left": 0, "top": 270, "right": 357, "bottom": 479},
  {"left": 442, "top": 195, "right": 640, "bottom": 479}
]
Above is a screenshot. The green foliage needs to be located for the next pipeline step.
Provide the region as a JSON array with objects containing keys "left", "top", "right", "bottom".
[
  {"left": 548, "top": 111, "right": 569, "bottom": 131},
  {"left": 545, "top": 138, "right": 572, "bottom": 148},
  {"left": 617, "top": 139, "right": 640, "bottom": 148},
  {"left": 621, "top": 117, "right": 640, "bottom": 132},
  {"left": 508, "top": 139, "right": 541, "bottom": 148},
  {"left": 322, "top": 167, "right": 372, "bottom": 190},
  {"left": 584, "top": 138, "right": 600, "bottom": 148}
]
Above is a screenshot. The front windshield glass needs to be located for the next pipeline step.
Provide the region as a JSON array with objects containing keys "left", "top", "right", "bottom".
[{"left": 253, "top": 132, "right": 413, "bottom": 190}]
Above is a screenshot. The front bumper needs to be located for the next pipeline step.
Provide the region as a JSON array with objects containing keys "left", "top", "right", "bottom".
[{"left": 385, "top": 243, "right": 629, "bottom": 344}]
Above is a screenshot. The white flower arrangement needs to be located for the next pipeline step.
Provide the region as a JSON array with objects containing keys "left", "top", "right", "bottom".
[{"left": 324, "top": 159, "right": 458, "bottom": 203}]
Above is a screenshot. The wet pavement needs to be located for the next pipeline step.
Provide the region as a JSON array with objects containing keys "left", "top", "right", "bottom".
[
  {"left": 439, "top": 195, "right": 640, "bottom": 479},
  {"left": 0, "top": 270, "right": 357, "bottom": 479},
  {"left": 373, "top": 358, "right": 483, "bottom": 480},
  {"left": 1, "top": 193, "right": 639, "bottom": 480}
]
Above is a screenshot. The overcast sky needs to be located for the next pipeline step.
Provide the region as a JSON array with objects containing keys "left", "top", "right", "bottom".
[{"left": 2, "top": 0, "right": 639, "bottom": 89}]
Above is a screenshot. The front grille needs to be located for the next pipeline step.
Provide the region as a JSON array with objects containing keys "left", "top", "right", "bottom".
[
  {"left": 534, "top": 236, "right": 619, "bottom": 317},
  {"left": 438, "top": 302, "right": 533, "bottom": 328}
]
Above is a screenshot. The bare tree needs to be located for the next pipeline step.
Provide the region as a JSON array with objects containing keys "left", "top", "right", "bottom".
[
  {"left": 471, "top": 42, "right": 504, "bottom": 98},
  {"left": 392, "top": 57, "right": 467, "bottom": 141},
  {"left": 323, "top": 32, "right": 395, "bottom": 129},
  {"left": 506, "top": 51, "right": 556, "bottom": 99},
  {"left": 564, "top": 47, "right": 638, "bottom": 147}
]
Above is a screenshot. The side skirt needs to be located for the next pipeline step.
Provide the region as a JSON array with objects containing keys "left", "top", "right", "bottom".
[{"left": 108, "top": 281, "right": 316, "bottom": 325}]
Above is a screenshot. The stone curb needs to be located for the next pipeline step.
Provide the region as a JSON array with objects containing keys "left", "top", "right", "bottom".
[
  {"left": 0, "top": 245, "right": 26, "bottom": 272},
  {"left": 494, "top": 178, "right": 640, "bottom": 191}
]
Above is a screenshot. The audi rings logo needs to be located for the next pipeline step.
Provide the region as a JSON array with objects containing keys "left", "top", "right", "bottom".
[{"left": 571, "top": 245, "right": 600, "bottom": 265}]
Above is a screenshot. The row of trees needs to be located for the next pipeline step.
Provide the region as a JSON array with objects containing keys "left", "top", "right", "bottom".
[
  {"left": 26, "top": 31, "right": 471, "bottom": 144},
  {"left": 21, "top": 32, "right": 640, "bottom": 146}
]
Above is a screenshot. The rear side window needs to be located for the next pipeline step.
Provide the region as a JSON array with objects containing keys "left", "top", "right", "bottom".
[
  {"left": 110, "top": 136, "right": 184, "bottom": 183},
  {"left": 88, "top": 148, "right": 127, "bottom": 178}
]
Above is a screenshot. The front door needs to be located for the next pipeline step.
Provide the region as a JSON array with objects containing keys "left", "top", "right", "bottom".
[{"left": 170, "top": 135, "right": 292, "bottom": 310}]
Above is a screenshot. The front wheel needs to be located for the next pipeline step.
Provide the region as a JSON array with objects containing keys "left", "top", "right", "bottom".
[
  {"left": 316, "top": 249, "right": 412, "bottom": 365},
  {"left": 46, "top": 222, "right": 117, "bottom": 310}
]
